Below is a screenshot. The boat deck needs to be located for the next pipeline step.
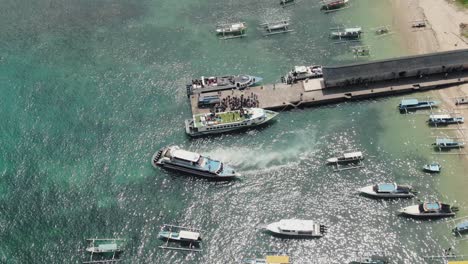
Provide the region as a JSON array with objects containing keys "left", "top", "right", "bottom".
[
  {"left": 189, "top": 72, "right": 468, "bottom": 115},
  {"left": 194, "top": 111, "right": 247, "bottom": 127}
]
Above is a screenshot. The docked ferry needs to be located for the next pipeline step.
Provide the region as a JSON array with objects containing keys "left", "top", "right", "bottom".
[
  {"left": 185, "top": 108, "right": 278, "bottom": 137},
  {"left": 152, "top": 146, "right": 239, "bottom": 180},
  {"left": 187, "top": 74, "right": 262, "bottom": 95}
]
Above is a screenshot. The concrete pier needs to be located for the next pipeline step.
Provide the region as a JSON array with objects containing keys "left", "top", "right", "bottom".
[{"left": 189, "top": 72, "right": 468, "bottom": 115}]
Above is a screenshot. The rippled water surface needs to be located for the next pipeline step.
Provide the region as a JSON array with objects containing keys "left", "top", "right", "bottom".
[{"left": 1, "top": 0, "right": 467, "bottom": 263}]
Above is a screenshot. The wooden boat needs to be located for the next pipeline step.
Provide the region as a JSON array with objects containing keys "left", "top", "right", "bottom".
[
  {"left": 158, "top": 224, "right": 203, "bottom": 252},
  {"left": 260, "top": 20, "right": 293, "bottom": 36},
  {"left": 433, "top": 138, "right": 465, "bottom": 149},
  {"left": 423, "top": 163, "right": 441, "bottom": 173},
  {"left": 327, "top": 151, "right": 363, "bottom": 164},
  {"left": 398, "top": 99, "right": 438, "bottom": 112},
  {"left": 358, "top": 183, "right": 415, "bottom": 199},
  {"left": 85, "top": 239, "right": 124, "bottom": 254},
  {"left": 399, "top": 202, "right": 458, "bottom": 219},
  {"left": 260, "top": 219, "right": 326, "bottom": 238},
  {"left": 428, "top": 114, "right": 464, "bottom": 125},
  {"left": 330, "top": 27, "right": 362, "bottom": 39},
  {"left": 216, "top": 22, "right": 247, "bottom": 39},
  {"left": 321, "top": 0, "right": 349, "bottom": 12}
]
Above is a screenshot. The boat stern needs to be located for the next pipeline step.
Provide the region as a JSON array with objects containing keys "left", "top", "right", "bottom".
[{"left": 185, "top": 118, "right": 197, "bottom": 137}]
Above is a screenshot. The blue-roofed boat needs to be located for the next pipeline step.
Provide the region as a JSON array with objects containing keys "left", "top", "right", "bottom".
[
  {"left": 423, "top": 163, "right": 441, "bottom": 173},
  {"left": 152, "top": 146, "right": 239, "bottom": 180},
  {"left": 433, "top": 138, "right": 465, "bottom": 149},
  {"left": 399, "top": 202, "right": 457, "bottom": 219},
  {"left": 398, "top": 99, "right": 438, "bottom": 113},
  {"left": 428, "top": 114, "right": 464, "bottom": 125},
  {"left": 358, "top": 183, "right": 415, "bottom": 199},
  {"left": 453, "top": 220, "right": 468, "bottom": 234}
]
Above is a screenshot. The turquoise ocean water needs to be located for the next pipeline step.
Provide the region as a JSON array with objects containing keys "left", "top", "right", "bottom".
[{"left": 1, "top": 0, "right": 467, "bottom": 263}]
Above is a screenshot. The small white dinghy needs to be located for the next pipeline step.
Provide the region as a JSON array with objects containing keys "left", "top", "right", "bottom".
[
  {"left": 358, "top": 183, "right": 415, "bottom": 199},
  {"left": 260, "top": 219, "right": 326, "bottom": 238}
]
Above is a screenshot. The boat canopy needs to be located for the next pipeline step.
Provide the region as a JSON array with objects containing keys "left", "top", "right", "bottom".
[
  {"left": 345, "top": 27, "right": 362, "bottom": 33},
  {"left": 98, "top": 243, "right": 118, "bottom": 251},
  {"left": 400, "top": 99, "right": 419, "bottom": 106},
  {"left": 377, "top": 183, "right": 397, "bottom": 193},
  {"left": 294, "top": 66, "right": 308, "bottom": 73},
  {"left": 172, "top": 149, "right": 201, "bottom": 162},
  {"left": 277, "top": 219, "right": 315, "bottom": 231},
  {"left": 430, "top": 114, "right": 451, "bottom": 119},
  {"left": 424, "top": 202, "right": 441, "bottom": 211},
  {"left": 266, "top": 255, "right": 290, "bottom": 264},
  {"left": 436, "top": 138, "right": 456, "bottom": 145},
  {"left": 179, "top": 230, "right": 200, "bottom": 240},
  {"left": 343, "top": 151, "right": 362, "bottom": 159}
]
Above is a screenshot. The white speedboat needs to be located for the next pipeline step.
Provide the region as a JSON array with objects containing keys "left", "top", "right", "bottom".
[
  {"left": 399, "top": 202, "right": 457, "bottom": 219},
  {"left": 358, "top": 183, "right": 415, "bottom": 199},
  {"left": 261, "top": 219, "right": 326, "bottom": 238}
]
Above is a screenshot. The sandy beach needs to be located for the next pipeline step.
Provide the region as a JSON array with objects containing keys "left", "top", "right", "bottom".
[{"left": 392, "top": 0, "right": 468, "bottom": 119}]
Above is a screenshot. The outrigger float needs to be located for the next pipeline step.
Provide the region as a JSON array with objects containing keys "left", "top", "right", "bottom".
[
  {"left": 84, "top": 238, "right": 125, "bottom": 264},
  {"left": 216, "top": 22, "right": 247, "bottom": 40},
  {"left": 158, "top": 224, "right": 203, "bottom": 252},
  {"left": 259, "top": 19, "right": 293, "bottom": 36},
  {"left": 321, "top": 0, "right": 350, "bottom": 13}
]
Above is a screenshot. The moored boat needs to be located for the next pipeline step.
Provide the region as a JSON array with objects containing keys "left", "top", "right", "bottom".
[
  {"left": 327, "top": 151, "right": 363, "bottom": 164},
  {"left": 261, "top": 219, "right": 326, "bottom": 238},
  {"left": 152, "top": 146, "right": 239, "bottom": 180},
  {"left": 433, "top": 138, "right": 465, "bottom": 149},
  {"left": 428, "top": 114, "right": 464, "bottom": 125},
  {"left": 399, "top": 202, "right": 457, "bottom": 219},
  {"left": 398, "top": 99, "right": 438, "bottom": 112},
  {"left": 453, "top": 220, "right": 468, "bottom": 234},
  {"left": 185, "top": 108, "right": 278, "bottom": 137},
  {"left": 358, "top": 183, "right": 415, "bottom": 199},
  {"left": 187, "top": 74, "right": 262, "bottom": 95},
  {"left": 321, "top": 0, "right": 349, "bottom": 11},
  {"left": 330, "top": 27, "right": 362, "bottom": 39},
  {"left": 216, "top": 22, "right": 247, "bottom": 34},
  {"left": 423, "top": 163, "right": 441, "bottom": 173},
  {"left": 85, "top": 239, "right": 124, "bottom": 254},
  {"left": 283, "top": 65, "right": 323, "bottom": 84},
  {"left": 158, "top": 230, "right": 202, "bottom": 243}
]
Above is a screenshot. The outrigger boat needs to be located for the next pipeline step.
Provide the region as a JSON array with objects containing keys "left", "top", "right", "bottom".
[
  {"left": 399, "top": 202, "right": 458, "bottom": 219},
  {"left": 158, "top": 224, "right": 202, "bottom": 252},
  {"left": 433, "top": 138, "right": 465, "bottom": 149},
  {"left": 352, "top": 46, "right": 371, "bottom": 57},
  {"left": 259, "top": 219, "right": 326, "bottom": 238},
  {"left": 327, "top": 151, "right": 363, "bottom": 164},
  {"left": 423, "top": 163, "right": 441, "bottom": 173},
  {"left": 187, "top": 74, "right": 262, "bottom": 95},
  {"left": 185, "top": 108, "right": 278, "bottom": 137},
  {"left": 349, "top": 255, "right": 390, "bottom": 264},
  {"left": 216, "top": 22, "right": 247, "bottom": 40},
  {"left": 330, "top": 27, "right": 362, "bottom": 40},
  {"left": 283, "top": 65, "right": 323, "bottom": 84},
  {"left": 358, "top": 183, "right": 415, "bottom": 199},
  {"left": 428, "top": 114, "right": 464, "bottom": 125},
  {"left": 280, "top": 0, "right": 296, "bottom": 7},
  {"left": 398, "top": 99, "right": 438, "bottom": 113},
  {"left": 321, "top": 0, "right": 349, "bottom": 12},
  {"left": 152, "top": 146, "right": 239, "bottom": 180},
  {"left": 243, "top": 253, "right": 290, "bottom": 264},
  {"left": 260, "top": 19, "right": 293, "bottom": 36},
  {"left": 84, "top": 238, "right": 125, "bottom": 264}
]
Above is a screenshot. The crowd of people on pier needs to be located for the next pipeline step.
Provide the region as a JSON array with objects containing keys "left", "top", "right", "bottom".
[{"left": 213, "top": 93, "right": 260, "bottom": 112}]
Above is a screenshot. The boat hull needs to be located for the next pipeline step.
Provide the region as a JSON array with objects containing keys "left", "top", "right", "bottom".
[
  {"left": 155, "top": 162, "right": 237, "bottom": 181},
  {"left": 399, "top": 205, "right": 455, "bottom": 219},
  {"left": 358, "top": 186, "right": 414, "bottom": 199}
]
